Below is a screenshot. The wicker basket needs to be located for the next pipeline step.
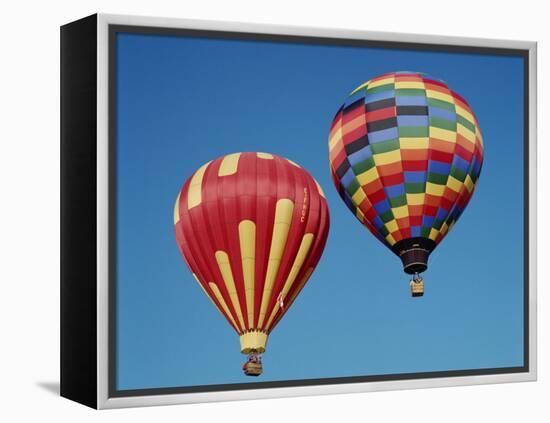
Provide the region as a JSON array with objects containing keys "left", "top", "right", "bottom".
[
  {"left": 410, "top": 279, "right": 424, "bottom": 297},
  {"left": 244, "top": 362, "right": 263, "bottom": 376}
]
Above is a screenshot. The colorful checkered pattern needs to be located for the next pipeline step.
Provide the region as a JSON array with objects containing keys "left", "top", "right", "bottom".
[{"left": 328, "top": 72, "right": 484, "bottom": 249}]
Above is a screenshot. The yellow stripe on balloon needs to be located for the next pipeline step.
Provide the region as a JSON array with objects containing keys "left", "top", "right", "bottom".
[
  {"left": 368, "top": 76, "right": 394, "bottom": 88},
  {"left": 455, "top": 105, "right": 474, "bottom": 123},
  {"left": 257, "top": 199, "right": 294, "bottom": 328},
  {"left": 329, "top": 128, "right": 342, "bottom": 151},
  {"left": 215, "top": 250, "right": 246, "bottom": 331},
  {"left": 430, "top": 127, "right": 457, "bottom": 143},
  {"left": 373, "top": 149, "right": 401, "bottom": 166},
  {"left": 193, "top": 274, "right": 223, "bottom": 316},
  {"left": 187, "top": 161, "right": 211, "bottom": 209},
  {"left": 426, "top": 89, "right": 454, "bottom": 104},
  {"left": 428, "top": 228, "right": 440, "bottom": 241},
  {"left": 457, "top": 123, "right": 476, "bottom": 143},
  {"left": 426, "top": 182, "right": 446, "bottom": 196},
  {"left": 314, "top": 179, "right": 326, "bottom": 198},
  {"left": 385, "top": 219, "right": 398, "bottom": 234},
  {"left": 476, "top": 128, "right": 484, "bottom": 148},
  {"left": 395, "top": 80, "right": 425, "bottom": 89},
  {"left": 356, "top": 167, "right": 380, "bottom": 186},
  {"left": 218, "top": 153, "right": 241, "bottom": 176},
  {"left": 208, "top": 282, "right": 239, "bottom": 331},
  {"left": 257, "top": 152, "right": 273, "bottom": 159},
  {"left": 399, "top": 137, "right": 429, "bottom": 150},
  {"left": 264, "top": 233, "right": 314, "bottom": 330},
  {"left": 351, "top": 188, "right": 366, "bottom": 205},
  {"left": 392, "top": 205, "right": 409, "bottom": 219},
  {"left": 173, "top": 191, "right": 181, "bottom": 224},
  {"left": 446, "top": 175, "right": 463, "bottom": 193},
  {"left": 349, "top": 81, "right": 369, "bottom": 95},
  {"left": 406, "top": 193, "right": 425, "bottom": 205},
  {"left": 356, "top": 207, "right": 365, "bottom": 223},
  {"left": 238, "top": 220, "right": 256, "bottom": 329},
  {"left": 464, "top": 174, "right": 474, "bottom": 193}
]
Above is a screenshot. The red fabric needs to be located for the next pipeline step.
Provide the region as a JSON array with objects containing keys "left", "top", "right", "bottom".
[
  {"left": 174, "top": 153, "right": 330, "bottom": 334},
  {"left": 365, "top": 106, "right": 396, "bottom": 123}
]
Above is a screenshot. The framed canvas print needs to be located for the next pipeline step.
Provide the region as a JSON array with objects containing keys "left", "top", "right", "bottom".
[{"left": 60, "top": 13, "right": 537, "bottom": 409}]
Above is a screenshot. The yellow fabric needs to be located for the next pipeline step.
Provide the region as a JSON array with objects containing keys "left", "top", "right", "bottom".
[
  {"left": 373, "top": 149, "right": 401, "bottom": 166},
  {"left": 457, "top": 123, "right": 476, "bottom": 142},
  {"left": 392, "top": 205, "right": 409, "bottom": 219},
  {"left": 385, "top": 219, "right": 398, "bottom": 233},
  {"left": 406, "top": 193, "right": 425, "bottom": 205},
  {"left": 193, "top": 274, "right": 220, "bottom": 314},
  {"left": 173, "top": 191, "right": 181, "bottom": 224},
  {"left": 187, "top": 161, "right": 211, "bottom": 209},
  {"left": 426, "top": 89, "right": 454, "bottom": 103},
  {"left": 264, "top": 233, "right": 314, "bottom": 329},
  {"left": 476, "top": 126, "right": 484, "bottom": 147},
  {"left": 240, "top": 330, "right": 268, "bottom": 354},
  {"left": 218, "top": 153, "right": 241, "bottom": 176},
  {"left": 315, "top": 179, "right": 326, "bottom": 198},
  {"left": 349, "top": 81, "right": 369, "bottom": 95},
  {"left": 256, "top": 152, "right": 273, "bottom": 159},
  {"left": 400, "top": 137, "right": 429, "bottom": 149},
  {"left": 356, "top": 207, "right": 365, "bottom": 222},
  {"left": 215, "top": 251, "right": 246, "bottom": 331},
  {"left": 351, "top": 188, "right": 366, "bottom": 204},
  {"left": 464, "top": 174, "right": 474, "bottom": 193},
  {"left": 367, "top": 76, "right": 395, "bottom": 88},
  {"left": 208, "top": 282, "right": 238, "bottom": 330},
  {"left": 238, "top": 220, "right": 256, "bottom": 329},
  {"left": 429, "top": 228, "right": 440, "bottom": 241},
  {"left": 430, "top": 127, "right": 456, "bottom": 142},
  {"left": 446, "top": 175, "right": 463, "bottom": 193},
  {"left": 426, "top": 182, "right": 446, "bottom": 196},
  {"left": 257, "top": 199, "right": 294, "bottom": 327},
  {"left": 456, "top": 105, "right": 474, "bottom": 123},
  {"left": 395, "top": 81, "right": 425, "bottom": 89},
  {"left": 357, "top": 167, "right": 380, "bottom": 185},
  {"left": 329, "top": 128, "right": 342, "bottom": 151}
]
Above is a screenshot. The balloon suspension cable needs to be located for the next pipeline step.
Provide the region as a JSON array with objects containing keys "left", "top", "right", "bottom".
[
  {"left": 413, "top": 272, "right": 421, "bottom": 282},
  {"left": 249, "top": 352, "right": 262, "bottom": 363}
]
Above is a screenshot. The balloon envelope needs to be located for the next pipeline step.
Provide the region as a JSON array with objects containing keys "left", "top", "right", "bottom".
[
  {"left": 174, "top": 152, "right": 329, "bottom": 353},
  {"left": 328, "top": 72, "right": 483, "bottom": 274}
]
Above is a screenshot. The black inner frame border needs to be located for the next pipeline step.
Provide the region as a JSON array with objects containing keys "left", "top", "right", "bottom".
[{"left": 108, "top": 23, "right": 530, "bottom": 398}]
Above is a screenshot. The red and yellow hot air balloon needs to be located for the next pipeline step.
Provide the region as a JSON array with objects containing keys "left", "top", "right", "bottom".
[
  {"left": 174, "top": 152, "right": 329, "bottom": 375},
  {"left": 328, "top": 72, "right": 484, "bottom": 297}
]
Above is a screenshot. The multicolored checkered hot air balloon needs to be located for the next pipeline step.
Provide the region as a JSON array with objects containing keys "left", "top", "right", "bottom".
[
  {"left": 328, "top": 72, "right": 484, "bottom": 297},
  {"left": 174, "top": 152, "right": 329, "bottom": 375}
]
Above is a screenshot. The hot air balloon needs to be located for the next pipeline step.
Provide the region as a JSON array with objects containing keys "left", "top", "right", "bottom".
[
  {"left": 174, "top": 152, "right": 329, "bottom": 375},
  {"left": 328, "top": 72, "right": 483, "bottom": 297}
]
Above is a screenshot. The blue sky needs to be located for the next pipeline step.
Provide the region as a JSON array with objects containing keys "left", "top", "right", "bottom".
[{"left": 115, "top": 32, "right": 525, "bottom": 390}]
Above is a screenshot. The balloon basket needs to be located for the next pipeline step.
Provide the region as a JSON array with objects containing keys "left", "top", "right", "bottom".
[
  {"left": 243, "top": 352, "right": 263, "bottom": 376},
  {"left": 243, "top": 362, "right": 263, "bottom": 376},
  {"left": 410, "top": 278, "right": 424, "bottom": 297}
]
